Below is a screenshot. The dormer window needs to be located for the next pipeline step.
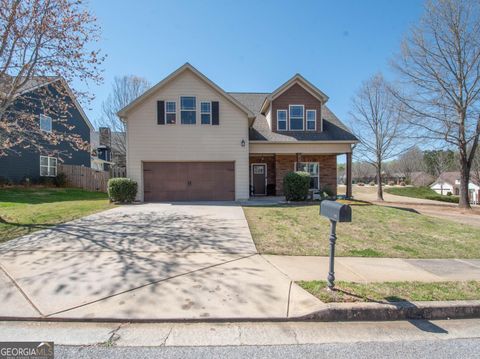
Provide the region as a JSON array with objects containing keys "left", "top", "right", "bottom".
[
  {"left": 289, "top": 105, "right": 304, "bottom": 131},
  {"left": 277, "top": 110, "right": 287, "bottom": 131},
  {"left": 40, "top": 114, "right": 52, "bottom": 132},
  {"left": 306, "top": 110, "right": 316, "bottom": 130}
]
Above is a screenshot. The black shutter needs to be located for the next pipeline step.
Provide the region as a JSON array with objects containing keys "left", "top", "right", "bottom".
[
  {"left": 157, "top": 101, "right": 165, "bottom": 125},
  {"left": 212, "top": 101, "right": 219, "bottom": 125}
]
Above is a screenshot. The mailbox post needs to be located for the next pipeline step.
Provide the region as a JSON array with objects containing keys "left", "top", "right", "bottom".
[{"left": 320, "top": 200, "right": 352, "bottom": 289}]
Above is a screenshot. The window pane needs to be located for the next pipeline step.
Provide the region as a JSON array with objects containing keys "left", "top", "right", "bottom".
[
  {"left": 181, "top": 97, "right": 196, "bottom": 110},
  {"left": 290, "top": 118, "right": 303, "bottom": 130},
  {"left": 181, "top": 111, "right": 196, "bottom": 124},
  {"left": 49, "top": 157, "right": 57, "bottom": 167},
  {"left": 166, "top": 101, "right": 176, "bottom": 113},
  {"left": 40, "top": 156, "right": 48, "bottom": 166},
  {"left": 201, "top": 113, "right": 211, "bottom": 124},
  {"left": 166, "top": 113, "right": 176, "bottom": 124},
  {"left": 290, "top": 106, "right": 303, "bottom": 118},
  {"left": 307, "top": 120, "right": 316, "bottom": 130},
  {"left": 311, "top": 177, "right": 319, "bottom": 189},
  {"left": 277, "top": 110, "right": 287, "bottom": 120},
  {"left": 278, "top": 120, "right": 287, "bottom": 130},
  {"left": 40, "top": 115, "right": 52, "bottom": 132},
  {"left": 306, "top": 110, "right": 316, "bottom": 121},
  {"left": 201, "top": 102, "right": 211, "bottom": 113},
  {"left": 40, "top": 166, "right": 48, "bottom": 176}
]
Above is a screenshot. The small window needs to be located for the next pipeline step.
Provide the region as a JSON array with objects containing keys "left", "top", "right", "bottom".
[
  {"left": 165, "top": 101, "right": 176, "bottom": 124},
  {"left": 181, "top": 96, "right": 196, "bottom": 124},
  {"left": 306, "top": 110, "right": 316, "bottom": 130},
  {"left": 40, "top": 156, "right": 57, "bottom": 177},
  {"left": 289, "top": 105, "right": 304, "bottom": 130},
  {"left": 40, "top": 114, "right": 52, "bottom": 132},
  {"left": 296, "top": 162, "right": 319, "bottom": 189},
  {"left": 277, "top": 110, "right": 287, "bottom": 131},
  {"left": 201, "top": 101, "right": 211, "bottom": 125}
]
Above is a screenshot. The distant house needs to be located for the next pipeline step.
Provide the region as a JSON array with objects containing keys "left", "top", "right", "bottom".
[
  {"left": 430, "top": 171, "right": 479, "bottom": 204},
  {"left": 410, "top": 171, "right": 435, "bottom": 187},
  {"left": 90, "top": 127, "right": 126, "bottom": 171},
  {"left": 0, "top": 77, "right": 93, "bottom": 183}
]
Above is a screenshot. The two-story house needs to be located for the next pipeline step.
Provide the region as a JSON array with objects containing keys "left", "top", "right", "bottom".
[
  {"left": 118, "top": 63, "right": 357, "bottom": 201},
  {"left": 0, "top": 77, "right": 93, "bottom": 183}
]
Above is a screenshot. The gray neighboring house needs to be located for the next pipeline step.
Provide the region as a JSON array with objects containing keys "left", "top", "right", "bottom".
[
  {"left": 90, "top": 128, "right": 126, "bottom": 171},
  {"left": 0, "top": 76, "right": 93, "bottom": 183}
]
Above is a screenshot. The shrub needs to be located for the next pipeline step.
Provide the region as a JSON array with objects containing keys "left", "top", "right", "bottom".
[
  {"left": 283, "top": 171, "right": 310, "bottom": 201},
  {"left": 108, "top": 178, "right": 138, "bottom": 203},
  {"left": 54, "top": 172, "right": 68, "bottom": 187},
  {"left": 388, "top": 181, "right": 395, "bottom": 186},
  {"left": 447, "top": 192, "right": 452, "bottom": 196},
  {"left": 369, "top": 181, "right": 375, "bottom": 186},
  {"left": 320, "top": 185, "right": 335, "bottom": 199},
  {"left": 399, "top": 181, "right": 406, "bottom": 186},
  {"left": 357, "top": 182, "right": 365, "bottom": 186}
]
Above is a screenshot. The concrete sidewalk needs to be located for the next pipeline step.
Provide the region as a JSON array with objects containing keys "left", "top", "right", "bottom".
[{"left": 263, "top": 255, "right": 480, "bottom": 282}]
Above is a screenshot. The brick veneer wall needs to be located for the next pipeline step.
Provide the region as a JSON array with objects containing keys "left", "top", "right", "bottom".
[
  {"left": 275, "top": 154, "right": 337, "bottom": 196},
  {"left": 271, "top": 83, "right": 322, "bottom": 133}
]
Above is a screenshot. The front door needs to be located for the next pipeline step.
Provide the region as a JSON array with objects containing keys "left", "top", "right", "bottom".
[{"left": 252, "top": 164, "right": 266, "bottom": 196}]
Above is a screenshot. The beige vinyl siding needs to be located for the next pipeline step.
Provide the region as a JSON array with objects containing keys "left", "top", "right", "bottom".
[
  {"left": 249, "top": 142, "right": 352, "bottom": 154},
  {"left": 126, "top": 70, "right": 250, "bottom": 201}
]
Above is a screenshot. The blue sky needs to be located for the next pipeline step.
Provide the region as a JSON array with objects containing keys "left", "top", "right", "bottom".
[{"left": 83, "top": 0, "right": 425, "bottom": 126}]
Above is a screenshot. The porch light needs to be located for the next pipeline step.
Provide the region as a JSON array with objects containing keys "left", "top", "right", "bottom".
[{"left": 241, "top": 139, "right": 246, "bottom": 147}]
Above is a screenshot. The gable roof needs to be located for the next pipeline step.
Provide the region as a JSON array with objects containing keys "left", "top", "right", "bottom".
[
  {"left": 229, "top": 92, "right": 357, "bottom": 143},
  {"left": 117, "top": 63, "right": 255, "bottom": 120},
  {"left": 0, "top": 76, "right": 94, "bottom": 132},
  {"left": 260, "top": 74, "right": 329, "bottom": 114},
  {"left": 433, "top": 171, "right": 480, "bottom": 187}
]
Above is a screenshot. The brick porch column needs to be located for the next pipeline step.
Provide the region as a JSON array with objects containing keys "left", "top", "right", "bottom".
[{"left": 346, "top": 152, "right": 352, "bottom": 198}]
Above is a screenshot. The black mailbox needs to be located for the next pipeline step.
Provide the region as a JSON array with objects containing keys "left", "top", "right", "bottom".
[{"left": 320, "top": 200, "right": 352, "bottom": 223}]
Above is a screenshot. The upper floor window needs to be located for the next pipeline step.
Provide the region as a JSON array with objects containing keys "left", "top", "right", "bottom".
[
  {"left": 201, "top": 101, "right": 211, "bottom": 125},
  {"left": 40, "top": 156, "right": 57, "bottom": 177},
  {"left": 277, "top": 110, "right": 287, "bottom": 131},
  {"left": 306, "top": 110, "right": 316, "bottom": 130},
  {"left": 289, "top": 105, "right": 304, "bottom": 130},
  {"left": 181, "top": 96, "right": 196, "bottom": 124},
  {"left": 165, "top": 101, "right": 176, "bottom": 124},
  {"left": 40, "top": 114, "right": 52, "bottom": 132}
]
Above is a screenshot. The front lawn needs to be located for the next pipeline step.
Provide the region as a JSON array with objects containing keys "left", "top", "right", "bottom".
[
  {"left": 0, "top": 188, "right": 113, "bottom": 243},
  {"left": 299, "top": 280, "right": 480, "bottom": 303},
  {"left": 243, "top": 202, "right": 480, "bottom": 258},
  {"left": 384, "top": 186, "right": 459, "bottom": 203}
]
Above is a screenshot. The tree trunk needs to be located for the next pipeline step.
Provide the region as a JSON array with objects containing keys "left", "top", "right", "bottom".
[
  {"left": 376, "top": 166, "right": 384, "bottom": 201},
  {"left": 459, "top": 158, "right": 471, "bottom": 209}
]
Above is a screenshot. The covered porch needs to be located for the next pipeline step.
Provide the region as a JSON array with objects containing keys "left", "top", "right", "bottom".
[{"left": 249, "top": 144, "right": 352, "bottom": 198}]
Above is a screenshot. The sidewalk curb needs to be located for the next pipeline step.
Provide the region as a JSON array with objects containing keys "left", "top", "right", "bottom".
[
  {"left": 0, "top": 301, "right": 479, "bottom": 323},
  {"left": 298, "top": 300, "right": 480, "bottom": 321}
]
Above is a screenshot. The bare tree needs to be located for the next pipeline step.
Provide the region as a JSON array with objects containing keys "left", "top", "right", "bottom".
[
  {"left": 350, "top": 74, "right": 408, "bottom": 201},
  {"left": 395, "top": 146, "right": 425, "bottom": 181},
  {"left": 0, "top": 0, "right": 104, "bottom": 156},
  {"left": 472, "top": 146, "right": 480, "bottom": 184},
  {"left": 392, "top": 0, "right": 480, "bottom": 209},
  {"left": 96, "top": 75, "right": 150, "bottom": 159},
  {"left": 352, "top": 161, "right": 376, "bottom": 183}
]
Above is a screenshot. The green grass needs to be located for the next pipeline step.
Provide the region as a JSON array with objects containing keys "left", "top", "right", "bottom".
[
  {"left": 242, "top": 202, "right": 480, "bottom": 258},
  {"left": 0, "top": 187, "right": 113, "bottom": 243},
  {"left": 298, "top": 280, "right": 480, "bottom": 303},
  {"left": 385, "top": 186, "right": 459, "bottom": 203}
]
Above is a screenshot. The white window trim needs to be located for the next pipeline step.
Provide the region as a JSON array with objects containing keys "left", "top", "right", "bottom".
[
  {"left": 165, "top": 100, "right": 177, "bottom": 125},
  {"left": 294, "top": 161, "right": 320, "bottom": 190},
  {"left": 180, "top": 96, "right": 197, "bottom": 125},
  {"left": 288, "top": 104, "right": 304, "bottom": 131},
  {"left": 306, "top": 109, "right": 316, "bottom": 131},
  {"left": 200, "top": 101, "right": 211, "bottom": 125},
  {"left": 277, "top": 109, "right": 287, "bottom": 131},
  {"left": 40, "top": 114, "right": 52, "bottom": 133},
  {"left": 40, "top": 155, "right": 58, "bottom": 177}
]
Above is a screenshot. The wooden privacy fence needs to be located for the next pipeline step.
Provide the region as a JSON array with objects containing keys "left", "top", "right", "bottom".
[{"left": 58, "top": 164, "right": 110, "bottom": 192}]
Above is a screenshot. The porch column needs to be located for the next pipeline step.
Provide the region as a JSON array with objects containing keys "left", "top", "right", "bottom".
[{"left": 346, "top": 152, "right": 352, "bottom": 198}]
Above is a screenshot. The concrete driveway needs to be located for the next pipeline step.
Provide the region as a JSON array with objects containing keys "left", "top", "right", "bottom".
[{"left": 0, "top": 203, "right": 322, "bottom": 320}]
